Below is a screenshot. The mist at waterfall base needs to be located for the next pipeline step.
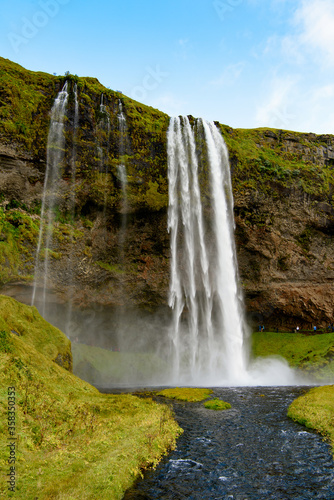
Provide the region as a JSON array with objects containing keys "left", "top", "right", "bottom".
[{"left": 29, "top": 88, "right": 314, "bottom": 387}]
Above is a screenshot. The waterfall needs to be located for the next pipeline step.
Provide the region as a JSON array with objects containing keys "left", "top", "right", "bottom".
[
  {"left": 64, "top": 82, "right": 79, "bottom": 337},
  {"left": 167, "top": 116, "right": 248, "bottom": 385},
  {"left": 117, "top": 99, "right": 128, "bottom": 212},
  {"left": 96, "top": 93, "right": 111, "bottom": 219},
  {"left": 98, "top": 93, "right": 110, "bottom": 174},
  {"left": 32, "top": 82, "right": 69, "bottom": 314}
]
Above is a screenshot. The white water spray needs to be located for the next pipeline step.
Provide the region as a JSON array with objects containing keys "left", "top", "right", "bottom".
[{"left": 32, "top": 82, "right": 69, "bottom": 314}]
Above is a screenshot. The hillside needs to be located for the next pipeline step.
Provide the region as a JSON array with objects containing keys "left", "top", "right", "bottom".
[{"left": 0, "top": 295, "right": 181, "bottom": 499}]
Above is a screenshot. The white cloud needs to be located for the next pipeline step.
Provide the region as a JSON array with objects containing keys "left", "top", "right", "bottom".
[
  {"left": 255, "top": 74, "right": 334, "bottom": 133},
  {"left": 146, "top": 92, "right": 187, "bottom": 117},
  {"left": 254, "top": 0, "right": 334, "bottom": 133},
  {"left": 283, "top": 0, "right": 334, "bottom": 67},
  {"left": 255, "top": 76, "right": 298, "bottom": 129}
]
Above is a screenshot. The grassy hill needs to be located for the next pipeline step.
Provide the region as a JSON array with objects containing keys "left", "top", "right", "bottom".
[{"left": 0, "top": 295, "right": 181, "bottom": 499}]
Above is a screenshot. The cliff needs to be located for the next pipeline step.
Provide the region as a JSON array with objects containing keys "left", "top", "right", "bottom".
[{"left": 0, "top": 57, "right": 333, "bottom": 333}]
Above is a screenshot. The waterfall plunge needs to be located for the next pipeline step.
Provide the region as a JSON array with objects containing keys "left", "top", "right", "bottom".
[{"left": 167, "top": 116, "right": 249, "bottom": 385}]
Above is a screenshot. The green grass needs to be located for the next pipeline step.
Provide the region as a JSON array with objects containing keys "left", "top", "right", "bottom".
[
  {"left": 0, "top": 295, "right": 182, "bottom": 499},
  {"left": 252, "top": 330, "right": 334, "bottom": 451},
  {"left": 288, "top": 386, "right": 334, "bottom": 455},
  {"left": 72, "top": 343, "right": 170, "bottom": 386},
  {"left": 203, "top": 398, "right": 231, "bottom": 410},
  {"left": 220, "top": 125, "right": 334, "bottom": 199},
  {"left": 251, "top": 331, "right": 334, "bottom": 381},
  {"left": 156, "top": 387, "right": 213, "bottom": 402}
]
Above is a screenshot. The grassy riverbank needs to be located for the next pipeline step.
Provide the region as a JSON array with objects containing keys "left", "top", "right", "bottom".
[
  {"left": 252, "top": 331, "right": 334, "bottom": 452},
  {"left": 288, "top": 385, "right": 334, "bottom": 454},
  {"left": 251, "top": 331, "right": 334, "bottom": 381},
  {"left": 0, "top": 295, "right": 182, "bottom": 499}
]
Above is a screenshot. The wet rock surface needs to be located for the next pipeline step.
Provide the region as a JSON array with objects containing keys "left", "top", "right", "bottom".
[{"left": 123, "top": 386, "right": 334, "bottom": 499}]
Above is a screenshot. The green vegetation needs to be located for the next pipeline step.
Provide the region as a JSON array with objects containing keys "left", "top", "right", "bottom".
[
  {"left": 252, "top": 331, "right": 334, "bottom": 381},
  {"left": 0, "top": 56, "right": 170, "bottom": 215},
  {"left": 203, "top": 398, "right": 231, "bottom": 410},
  {"left": 73, "top": 343, "right": 170, "bottom": 386},
  {"left": 96, "top": 261, "right": 125, "bottom": 274},
  {"left": 0, "top": 57, "right": 54, "bottom": 155},
  {"left": 288, "top": 386, "right": 334, "bottom": 455},
  {"left": 0, "top": 294, "right": 72, "bottom": 369},
  {"left": 0, "top": 295, "right": 181, "bottom": 499},
  {"left": 0, "top": 208, "right": 39, "bottom": 283},
  {"left": 156, "top": 387, "right": 213, "bottom": 402},
  {"left": 219, "top": 125, "right": 334, "bottom": 200}
]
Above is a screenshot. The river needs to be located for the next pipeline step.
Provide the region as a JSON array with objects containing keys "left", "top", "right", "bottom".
[{"left": 122, "top": 386, "right": 334, "bottom": 500}]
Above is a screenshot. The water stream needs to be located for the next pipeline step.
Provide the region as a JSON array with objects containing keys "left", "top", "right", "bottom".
[{"left": 123, "top": 386, "right": 334, "bottom": 499}]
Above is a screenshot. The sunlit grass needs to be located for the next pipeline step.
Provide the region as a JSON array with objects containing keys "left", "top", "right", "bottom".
[
  {"left": 288, "top": 385, "right": 334, "bottom": 456},
  {"left": 203, "top": 398, "right": 231, "bottom": 410},
  {"left": 0, "top": 295, "right": 182, "bottom": 499},
  {"left": 251, "top": 331, "right": 334, "bottom": 381},
  {"left": 156, "top": 387, "right": 213, "bottom": 402}
]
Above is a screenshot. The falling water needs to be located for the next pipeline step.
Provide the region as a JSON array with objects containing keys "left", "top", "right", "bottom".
[
  {"left": 64, "top": 82, "right": 79, "bottom": 337},
  {"left": 117, "top": 99, "right": 128, "bottom": 212},
  {"left": 96, "top": 93, "right": 111, "bottom": 219},
  {"left": 98, "top": 93, "right": 110, "bottom": 173},
  {"left": 167, "top": 116, "right": 248, "bottom": 385},
  {"left": 32, "top": 82, "right": 69, "bottom": 314}
]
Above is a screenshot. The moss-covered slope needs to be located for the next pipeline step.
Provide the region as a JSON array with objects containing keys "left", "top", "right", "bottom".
[{"left": 0, "top": 295, "right": 181, "bottom": 499}]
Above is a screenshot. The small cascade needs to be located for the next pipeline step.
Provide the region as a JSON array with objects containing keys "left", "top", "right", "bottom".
[
  {"left": 117, "top": 99, "right": 128, "bottom": 214},
  {"left": 96, "top": 94, "right": 111, "bottom": 215},
  {"left": 32, "top": 82, "right": 69, "bottom": 314},
  {"left": 64, "top": 82, "right": 79, "bottom": 337},
  {"left": 167, "top": 116, "right": 248, "bottom": 385},
  {"left": 98, "top": 93, "right": 110, "bottom": 172},
  {"left": 100, "top": 92, "right": 107, "bottom": 115}
]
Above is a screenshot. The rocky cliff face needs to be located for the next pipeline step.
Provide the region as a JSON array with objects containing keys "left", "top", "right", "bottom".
[
  {"left": 0, "top": 57, "right": 333, "bottom": 334},
  {"left": 229, "top": 128, "right": 334, "bottom": 329}
]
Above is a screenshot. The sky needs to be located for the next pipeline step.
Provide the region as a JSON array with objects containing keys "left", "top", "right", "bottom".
[{"left": 1, "top": 0, "right": 334, "bottom": 134}]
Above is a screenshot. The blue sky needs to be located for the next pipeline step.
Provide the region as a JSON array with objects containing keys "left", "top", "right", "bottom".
[{"left": 1, "top": 0, "right": 334, "bottom": 134}]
